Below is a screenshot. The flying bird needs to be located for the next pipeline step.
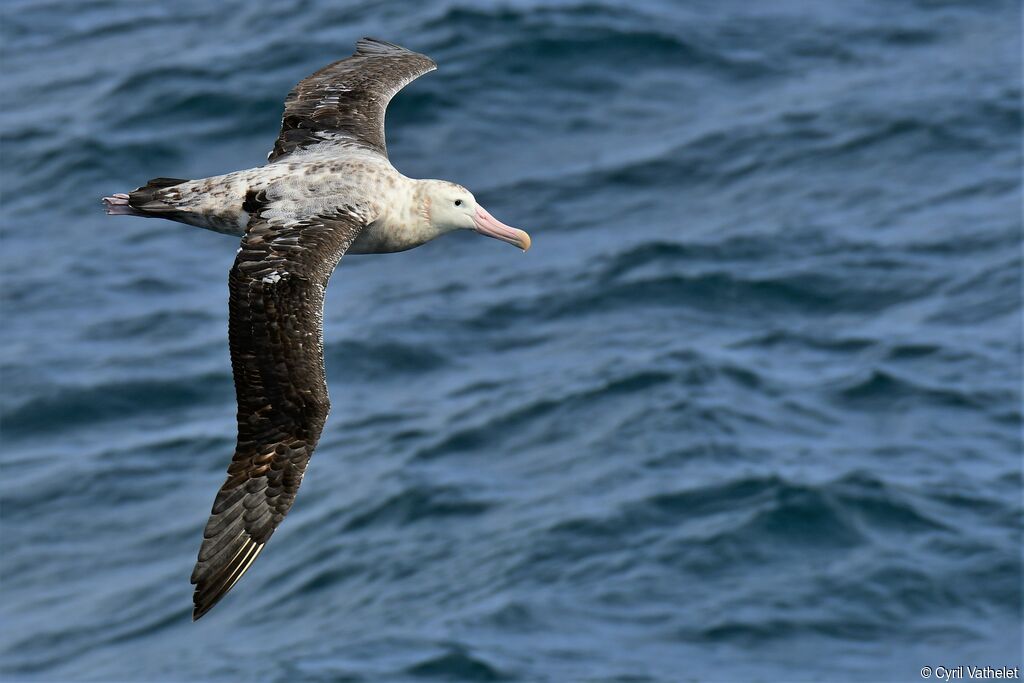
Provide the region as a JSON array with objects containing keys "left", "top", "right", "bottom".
[{"left": 102, "top": 38, "right": 531, "bottom": 620}]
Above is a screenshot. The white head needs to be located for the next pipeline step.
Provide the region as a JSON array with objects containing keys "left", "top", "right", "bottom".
[{"left": 421, "top": 180, "right": 531, "bottom": 251}]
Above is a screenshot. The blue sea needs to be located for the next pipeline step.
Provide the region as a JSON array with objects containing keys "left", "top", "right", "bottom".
[{"left": 1, "top": 1, "right": 1021, "bottom": 681}]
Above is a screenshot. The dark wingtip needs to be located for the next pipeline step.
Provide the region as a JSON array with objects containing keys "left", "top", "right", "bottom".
[
  {"left": 354, "top": 37, "right": 434, "bottom": 68},
  {"left": 355, "top": 36, "right": 406, "bottom": 54},
  {"left": 192, "top": 599, "right": 217, "bottom": 621},
  {"left": 190, "top": 536, "right": 265, "bottom": 622}
]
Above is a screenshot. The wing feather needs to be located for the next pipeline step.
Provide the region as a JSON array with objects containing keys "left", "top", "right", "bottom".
[
  {"left": 190, "top": 208, "right": 366, "bottom": 620},
  {"left": 268, "top": 37, "right": 436, "bottom": 162}
]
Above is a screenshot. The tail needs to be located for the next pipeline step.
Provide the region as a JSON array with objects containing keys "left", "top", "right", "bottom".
[
  {"left": 102, "top": 177, "right": 189, "bottom": 217},
  {"left": 101, "top": 193, "right": 141, "bottom": 216}
]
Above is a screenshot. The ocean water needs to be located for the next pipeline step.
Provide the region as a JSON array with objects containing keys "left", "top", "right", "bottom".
[{"left": 1, "top": 0, "right": 1021, "bottom": 681}]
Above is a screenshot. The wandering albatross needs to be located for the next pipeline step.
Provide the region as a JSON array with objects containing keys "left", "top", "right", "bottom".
[{"left": 102, "top": 38, "right": 531, "bottom": 620}]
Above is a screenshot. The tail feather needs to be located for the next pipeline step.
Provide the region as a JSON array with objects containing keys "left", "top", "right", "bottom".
[
  {"left": 102, "top": 193, "right": 141, "bottom": 216},
  {"left": 140, "top": 177, "right": 189, "bottom": 189},
  {"left": 102, "top": 177, "right": 189, "bottom": 218},
  {"left": 128, "top": 177, "right": 189, "bottom": 211}
]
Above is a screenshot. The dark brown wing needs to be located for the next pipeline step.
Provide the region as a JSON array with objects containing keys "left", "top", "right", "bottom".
[
  {"left": 268, "top": 37, "right": 436, "bottom": 162},
  {"left": 190, "top": 208, "right": 366, "bottom": 620}
]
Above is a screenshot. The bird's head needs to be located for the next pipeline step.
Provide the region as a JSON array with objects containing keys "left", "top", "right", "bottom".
[{"left": 421, "top": 180, "right": 531, "bottom": 251}]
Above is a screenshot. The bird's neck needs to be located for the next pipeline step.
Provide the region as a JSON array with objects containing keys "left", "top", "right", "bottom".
[
  {"left": 349, "top": 177, "right": 436, "bottom": 254},
  {"left": 410, "top": 180, "right": 434, "bottom": 232}
]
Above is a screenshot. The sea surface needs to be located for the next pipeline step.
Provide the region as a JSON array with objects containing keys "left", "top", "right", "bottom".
[{"left": 1, "top": 1, "right": 1021, "bottom": 681}]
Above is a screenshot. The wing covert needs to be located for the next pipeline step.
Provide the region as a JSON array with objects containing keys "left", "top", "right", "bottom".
[
  {"left": 190, "top": 208, "right": 366, "bottom": 620},
  {"left": 268, "top": 37, "right": 436, "bottom": 162}
]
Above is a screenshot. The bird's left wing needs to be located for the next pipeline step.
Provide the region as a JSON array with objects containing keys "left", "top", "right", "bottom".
[
  {"left": 268, "top": 37, "right": 436, "bottom": 162},
  {"left": 190, "top": 206, "right": 366, "bottom": 620}
]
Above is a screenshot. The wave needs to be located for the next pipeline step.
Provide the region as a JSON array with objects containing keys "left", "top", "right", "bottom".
[
  {"left": 343, "top": 484, "right": 493, "bottom": 533},
  {"left": 463, "top": 267, "right": 935, "bottom": 332},
  {"left": 326, "top": 338, "right": 451, "bottom": 380},
  {"left": 414, "top": 369, "right": 674, "bottom": 460},
  {"left": 80, "top": 309, "right": 217, "bottom": 342},
  {"left": 831, "top": 368, "right": 1008, "bottom": 412},
  {"left": 404, "top": 647, "right": 510, "bottom": 681},
  {"left": 1, "top": 372, "right": 230, "bottom": 439},
  {"left": 539, "top": 472, "right": 945, "bottom": 565}
]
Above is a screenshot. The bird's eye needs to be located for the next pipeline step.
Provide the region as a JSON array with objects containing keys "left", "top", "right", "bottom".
[{"left": 454, "top": 199, "right": 463, "bottom": 206}]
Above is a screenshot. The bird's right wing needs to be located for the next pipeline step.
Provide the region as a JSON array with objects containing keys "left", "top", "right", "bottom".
[
  {"left": 268, "top": 37, "right": 436, "bottom": 162},
  {"left": 190, "top": 207, "right": 366, "bottom": 620}
]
